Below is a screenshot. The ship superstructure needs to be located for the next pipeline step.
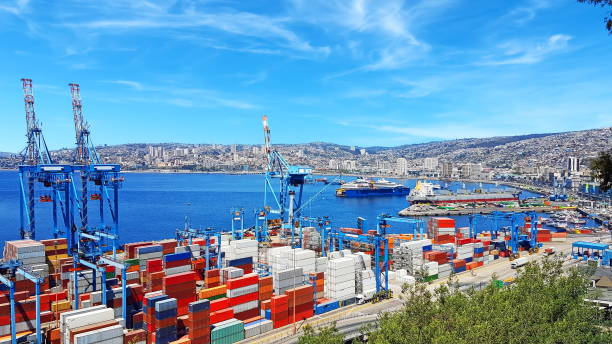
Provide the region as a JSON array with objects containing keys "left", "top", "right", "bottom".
[
  {"left": 408, "top": 181, "right": 519, "bottom": 204},
  {"left": 336, "top": 178, "right": 410, "bottom": 197}
]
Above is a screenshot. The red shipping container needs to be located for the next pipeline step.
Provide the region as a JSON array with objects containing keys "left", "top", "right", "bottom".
[
  {"left": 457, "top": 238, "right": 471, "bottom": 245},
  {"left": 234, "top": 307, "right": 260, "bottom": 321},
  {"left": 271, "top": 294, "right": 288, "bottom": 307},
  {"left": 229, "top": 292, "right": 258, "bottom": 306},
  {"left": 210, "top": 298, "right": 230, "bottom": 312},
  {"left": 146, "top": 259, "right": 163, "bottom": 272},
  {"left": 210, "top": 308, "right": 234, "bottom": 324},
  {"left": 226, "top": 273, "right": 258, "bottom": 290},
  {"left": 163, "top": 271, "right": 197, "bottom": 286}
]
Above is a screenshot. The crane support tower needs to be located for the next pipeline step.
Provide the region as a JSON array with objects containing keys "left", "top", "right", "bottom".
[
  {"left": 230, "top": 208, "right": 245, "bottom": 240},
  {"left": 0, "top": 263, "right": 45, "bottom": 344},
  {"left": 18, "top": 78, "right": 77, "bottom": 242},
  {"left": 68, "top": 83, "right": 123, "bottom": 258}
]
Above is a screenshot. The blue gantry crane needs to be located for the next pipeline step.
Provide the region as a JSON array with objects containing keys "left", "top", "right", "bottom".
[
  {"left": 69, "top": 83, "right": 123, "bottom": 258},
  {"left": 230, "top": 208, "right": 245, "bottom": 240},
  {"left": 176, "top": 223, "right": 223, "bottom": 271},
  {"left": 261, "top": 116, "right": 312, "bottom": 238},
  {"left": 325, "top": 216, "right": 391, "bottom": 294},
  {"left": 18, "top": 78, "right": 78, "bottom": 243},
  {"left": 470, "top": 211, "right": 541, "bottom": 258},
  {"left": 254, "top": 209, "right": 269, "bottom": 243},
  {"left": 0, "top": 263, "right": 45, "bottom": 344}
]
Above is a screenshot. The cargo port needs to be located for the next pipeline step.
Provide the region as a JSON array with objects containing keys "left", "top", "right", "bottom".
[{"left": 0, "top": 79, "right": 610, "bottom": 344}]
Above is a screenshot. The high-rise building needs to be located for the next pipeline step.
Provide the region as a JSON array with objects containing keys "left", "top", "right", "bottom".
[
  {"left": 567, "top": 157, "right": 580, "bottom": 173},
  {"left": 441, "top": 161, "right": 452, "bottom": 178},
  {"left": 396, "top": 158, "right": 408, "bottom": 175},
  {"left": 423, "top": 157, "right": 439, "bottom": 171}
]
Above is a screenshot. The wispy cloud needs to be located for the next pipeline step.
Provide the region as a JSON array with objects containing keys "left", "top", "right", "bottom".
[
  {"left": 480, "top": 34, "right": 572, "bottom": 66},
  {"left": 0, "top": 0, "right": 29, "bottom": 16},
  {"left": 292, "top": 0, "right": 453, "bottom": 73},
  {"left": 66, "top": 5, "right": 330, "bottom": 59},
  {"left": 106, "top": 80, "right": 144, "bottom": 90},
  {"left": 238, "top": 71, "right": 269, "bottom": 86},
  {"left": 502, "top": 0, "right": 552, "bottom": 26},
  {"left": 102, "top": 80, "right": 258, "bottom": 110},
  {"left": 336, "top": 118, "right": 508, "bottom": 140}
]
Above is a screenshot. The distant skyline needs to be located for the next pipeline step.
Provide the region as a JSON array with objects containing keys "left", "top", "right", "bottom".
[{"left": 1, "top": 0, "right": 611, "bottom": 152}]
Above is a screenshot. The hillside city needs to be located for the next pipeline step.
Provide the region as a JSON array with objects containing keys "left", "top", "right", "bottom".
[{"left": 2, "top": 127, "right": 611, "bottom": 195}]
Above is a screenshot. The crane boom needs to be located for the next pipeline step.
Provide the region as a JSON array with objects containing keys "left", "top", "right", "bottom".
[
  {"left": 21, "top": 78, "right": 51, "bottom": 165},
  {"left": 69, "top": 83, "right": 98, "bottom": 164}
]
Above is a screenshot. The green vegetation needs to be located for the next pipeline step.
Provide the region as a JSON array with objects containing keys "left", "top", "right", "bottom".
[
  {"left": 578, "top": 0, "right": 612, "bottom": 33},
  {"left": 591, "top": 150, "right": 612, "bottom": 192},
  {"left": 298, "top": 323, "right": 345, "bottom": 344},
  {"left": 300, "top": 259, "right": 612, "bottom": 343}
]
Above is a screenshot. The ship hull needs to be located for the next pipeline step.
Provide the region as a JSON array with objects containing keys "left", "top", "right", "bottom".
[
  {"left": 337, "top": 187, "right": 410, "bottom": 198},
  {"left": 408, "top": 194, "right": 518, "bottom": 204}
]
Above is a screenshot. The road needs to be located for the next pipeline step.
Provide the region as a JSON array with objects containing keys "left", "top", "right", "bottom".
[{"left": 241, "top": 232, "right": 611, "bottom": 343}]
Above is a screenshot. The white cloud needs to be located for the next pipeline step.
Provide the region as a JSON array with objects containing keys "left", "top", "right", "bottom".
[
  {"left": 107, "top": 80, "right": 144, "bottom": 90},
  {"left": 240, "top": 71, "right": 268, "bottom": 86},
  {"left": 502, "top": 0, "right": 552, "bottom": 26},
  {"left": 0, "top": 0, "right": 29, "bottom": 15},
  {"left": 291, "top": 0, "right": 450, "bottom": 72},
  {"left": 68, "top": 6, "right": 330, "bottom": 58},
  {"left": 480, "top": 34, "right": 572, "bottom": 66},
  {"left": 102, "top": 81, "right": 259, "bottom": 110}
]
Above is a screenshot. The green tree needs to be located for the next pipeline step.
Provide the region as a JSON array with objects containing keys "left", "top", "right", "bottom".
[
  {"left": 578, "top": 0, "right": 612, "bottom": 33},
  {"left": 591, "top": 150, "right": 612, "bottom": 192},
  {"left": 300, "top": 258, "right": 612, "bottom": 343},
  {"left": 297, "top": 323, "right": 344, "bottom": 344}
]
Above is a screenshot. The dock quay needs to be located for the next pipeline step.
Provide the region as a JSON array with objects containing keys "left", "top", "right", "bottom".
[{"left": 398, "top": 205, "right": 576, "bottom": 217}]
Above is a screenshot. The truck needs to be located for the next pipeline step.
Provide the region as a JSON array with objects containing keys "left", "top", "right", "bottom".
[
  {"left": 544, "top": 247, "right": 556, "bottom": 256},
  {"left": 511, "top": 257, "right": 529, "bottom": 269}
]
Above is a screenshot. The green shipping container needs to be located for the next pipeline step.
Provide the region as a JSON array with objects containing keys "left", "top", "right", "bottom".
[
  {"left": 423, "top": 274, "right": 438, "bottom": 282},
  {"left": 124, "top": 258, "right": 140, "bottom": 267},
  {"left": 207, "top": 293, "right": 226, "bottom": 301},
  {"left": 211, "top": 319, "right": 244, "bottom": 341}
]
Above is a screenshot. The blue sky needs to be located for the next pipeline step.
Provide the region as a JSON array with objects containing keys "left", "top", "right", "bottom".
[{"left": 1, "top": 0, "right": 611, "bottom": 152}]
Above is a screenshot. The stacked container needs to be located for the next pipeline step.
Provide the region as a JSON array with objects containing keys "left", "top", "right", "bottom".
[
  {"left": 187, "top": 300, "right": 210, "bottom": 344},
  {"left": 3, "top": 240, "right": 48, "bottom": 279},
  {"left": 154, "top": 298, "right": 178, "bottom": 344},
  {"left": 136, "top": 245, "right": 163, "bottom": 272},
  {"left": 273, "top": 267, "right": 304, "bottom": 295},
  {"left": 452, "top": 259, "right": 466, "bottom": 273},
  {"left": 308, "top": 272, "right": 324, "bottom": 299},
  {"left": 199, "top": 285, "right": 227, "bottom": 301},
  {"left": 325, "top": 257, "right": 355, "bottom": 302},
  {"left": 227, "top": 273, "right": 259, "bottom": 320},
  {"left": 429, "top": 217, "right": 456, "bottom": 238},
  {"left": 244, "top": 318, "right": 274, "bottom": 339},
  {"left": 40, "top": 238, "right": 68, "bottom": 275},
  {"left": 210, "top": 319, "right": 244, "bottom": 344},
  {"left": 270, "top": 295, "right": 288, "bottom": 328},
  {"left": 162, "top": 271, "right": 197, "bottom": 316},
  {"left": 221, "top": 267, "right": 243, "bottom": 284},
  {"left": 205, "top": 269, "right": 221, "bottom": 288},
  {"left": 258, "top": 276, "right": 273, "bottom": 302},
  {"left": 223, "top": 239, "right": 257, "bottom": 266},
  {"left": 227, "top": 257, "right": 253, "bottom": 274},
  {"left": 163, "top": 252, "right": 192, "bottom": 276},
  {"left": 286, "top": 285, "right": 314, "bottom": 323}
]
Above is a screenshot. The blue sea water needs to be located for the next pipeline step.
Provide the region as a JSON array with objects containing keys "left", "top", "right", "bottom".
[{"left": 0, "top": 170, "right": 594, "bottom": 245}]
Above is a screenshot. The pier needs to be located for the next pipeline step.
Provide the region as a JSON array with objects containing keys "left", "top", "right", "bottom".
[{"left": 398, "top": 205, "right": 576, "bottom": 217}]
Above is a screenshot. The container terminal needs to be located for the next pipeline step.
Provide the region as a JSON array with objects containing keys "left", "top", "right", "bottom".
[{"left": 0, "top": 79, "right": 611, "bottom": 344}]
